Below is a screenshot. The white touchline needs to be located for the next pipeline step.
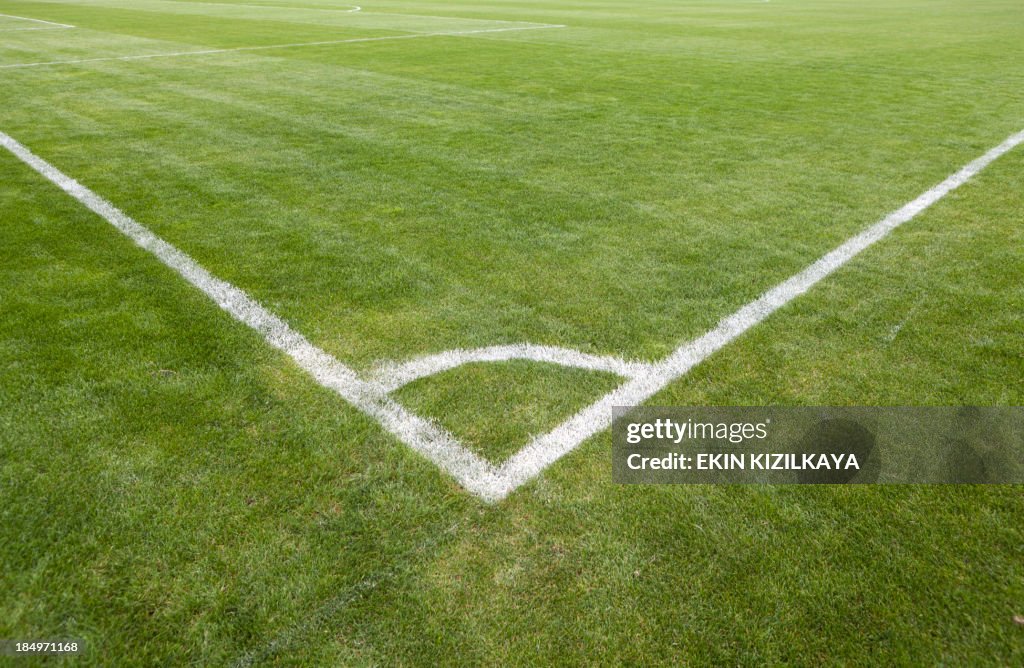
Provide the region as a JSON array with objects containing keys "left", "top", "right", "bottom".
[
  {"left": 2, "top": 128, "right": 1022, "bottom": 502},
  {"left": 0, "top": 24, "right": 565, "bottom": 70},
  {"left": 0, "top": 12, "right": 75, "bottom": 28},
  {"left": 488, "top": 128, "right": 1024, "bottom": 500},
  {"left": 0, "top": 130, "right": 502, "bottom": 500}
]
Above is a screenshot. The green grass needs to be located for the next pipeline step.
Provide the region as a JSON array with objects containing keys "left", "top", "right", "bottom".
[
  {"left": 395, "top": 362, "right": 623, "bottom": 462},
  {"left": 1, "top": 0, "right": 1023, "bottom": 664}
]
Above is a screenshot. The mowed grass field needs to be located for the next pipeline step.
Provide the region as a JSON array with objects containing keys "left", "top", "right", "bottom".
[{"left": 2, "top": 0, "right": 1024, "bottom": 664}]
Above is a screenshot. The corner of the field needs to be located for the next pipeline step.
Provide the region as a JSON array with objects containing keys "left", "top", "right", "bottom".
[{"left": 463, "top": 469, "right": 520, "bottom": 504}]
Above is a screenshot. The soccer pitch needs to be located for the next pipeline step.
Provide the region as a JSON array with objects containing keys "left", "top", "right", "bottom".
[{"left": 2, "top": 0, "right": 1023, "bottom": 663}]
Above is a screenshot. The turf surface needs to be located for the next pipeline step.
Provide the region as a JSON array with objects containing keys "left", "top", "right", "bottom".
[{"left": 1, "top": 0, "right": 1023, "bottom": 664}]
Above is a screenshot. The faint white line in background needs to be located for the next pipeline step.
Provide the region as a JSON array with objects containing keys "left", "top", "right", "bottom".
[
  {"left": 0, "top": 26, "right": 70, "bottom": 32},
  {"left": 2, "top": 127, "right": 1021, "bottom": 502},
  {"left": 0, "top": 11, "right": 74, "bottom": 27},
  {"left": 0, "top": 23, "right": 565, "bottom": 70},
  {"left": 0, "top": 12, "right": 75, "bottom": 31}
]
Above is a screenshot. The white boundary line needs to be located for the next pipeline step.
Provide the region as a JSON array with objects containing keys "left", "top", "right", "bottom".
[
  {"left": 0, "top": 24, "right": 564, "bottom": 69},
  {"left": 0, "top": 26, "right": 71, "bottom": 32},
  {"left": 0, "top": 12, "right": 75, "bottom": 28},
  {"left": 487, "top": 129, "right": 1024, "bottom": 499},
  {"left": 0, "top": 130, "right": 501, "bottom": 499},
  {"left": 2, "top": 129, "right": 1022, "bottom": 502}
]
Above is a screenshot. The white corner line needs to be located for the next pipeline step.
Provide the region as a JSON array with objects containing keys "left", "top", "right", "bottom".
[
  {"left": 369, "top": 344, "right": 653, "bottom": 393},
  {"left": 0, "top": 24, "right": 565, "bottom": 70},
  {"left": 2, "top": 128, "right": 1021, "bottom": 503}
]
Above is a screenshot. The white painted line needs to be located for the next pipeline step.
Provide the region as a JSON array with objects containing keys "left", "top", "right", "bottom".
[
  {"left": 2, "top": 128, "right": 1020, "bottom": 502},
  {"left": 370, "top": 344, "right": 652, "bottom": 393},
  {"left": 0, "top": 12, "right": 75, "bottom": 28},
  {"left": 173, "top": 1, "right": 361, "bottom": 12},
  {"left": 0, "top": 24, "right": 565, "bottom": 70},
  {"left": 0, "top": 130, "right": 503, "bottom": 499},
  {"left": 487, "top": 129, "right": 1024, "bottom": 500},
  {"left": 0, "top": 26, "right": 72, "bottom": 32}
]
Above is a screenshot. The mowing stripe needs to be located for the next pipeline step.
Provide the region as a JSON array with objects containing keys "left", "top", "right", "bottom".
[
  {"left": 231, "top": 519, "right": 464, "bottom": 668},
  {"left": 360, "top": 10, "right": 565, "bottom": 27},
  {"left": 0, "top": 24, "right": 565, "bottom": 70},
  {"left": 0, "top": 12, "right": 75, "bottom": 28},
  {"left": 2, "top": 128, "right": 1021, "bottom": 502},
  {"left": 490, "top": 128, "right": 1024, "bottom": 499},
  {"left": 166, "top": 1, "right": 362, "bottom": 12}
]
